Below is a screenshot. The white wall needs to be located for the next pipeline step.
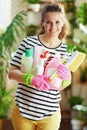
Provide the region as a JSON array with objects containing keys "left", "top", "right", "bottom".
[
  {"left": 27, "top": 11, "right": 41, "bottom": 26},
  {"left": 0, "top": 0, "right": 26, "bottom": 28},
  {"left": 0, "top": 0, "right": 11, "bottom": 28}
]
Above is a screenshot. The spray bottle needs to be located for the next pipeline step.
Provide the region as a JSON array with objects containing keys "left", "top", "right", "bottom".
[{"left": 21, "top": 48, "right": 33, "bottom": 73}]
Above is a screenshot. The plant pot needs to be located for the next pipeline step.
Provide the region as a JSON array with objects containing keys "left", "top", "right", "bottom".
[
  {"left": 28, "top": 3, "right": 40, "bottom": 12},
  {"left": 71, "top": 119, "right": 84, "bottom": 130},
  {"left": 83, "top": 125, "right": 87, "bottom": 130},
  {"left": 61, "top": 1, "right": 75, "bottom": 12}
]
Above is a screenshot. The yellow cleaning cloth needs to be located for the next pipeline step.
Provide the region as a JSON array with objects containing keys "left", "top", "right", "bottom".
[{"left": 66, "top": 51, "right": 86, "bottom": 72}]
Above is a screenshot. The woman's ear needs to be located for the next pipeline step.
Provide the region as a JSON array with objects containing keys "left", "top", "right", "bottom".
[{"left": 38, "top": 22, "right": 45, "bottom": 34}]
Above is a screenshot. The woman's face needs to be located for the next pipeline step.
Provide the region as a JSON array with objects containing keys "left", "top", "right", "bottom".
[{"left": 42, "top": 12, "right": 64, "bottom": 36}]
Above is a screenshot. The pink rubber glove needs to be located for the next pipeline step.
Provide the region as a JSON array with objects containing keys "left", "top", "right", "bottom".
[
  {"left": 56, "top": 64, "right": 71, "bottom": 80},
  {"left": 31, "top": 75, "right": 50, "bottom": 90}
]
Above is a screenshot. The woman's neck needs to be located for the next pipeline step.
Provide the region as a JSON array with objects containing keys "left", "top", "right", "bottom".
[{"left": 39, "top": 34, "right": 62, "bottom": 48}]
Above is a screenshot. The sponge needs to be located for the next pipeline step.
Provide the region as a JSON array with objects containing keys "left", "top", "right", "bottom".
[{"left": 66, "top": 51, "right": 86, "bottom": 72}]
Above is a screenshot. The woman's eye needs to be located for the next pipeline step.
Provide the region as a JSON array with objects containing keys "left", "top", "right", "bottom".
[
  {"left": 46, "top": 21, "right": 51, "bottom": 24},
  {"left": 56, "top": 21, "right": 60, "bottom": 24}
]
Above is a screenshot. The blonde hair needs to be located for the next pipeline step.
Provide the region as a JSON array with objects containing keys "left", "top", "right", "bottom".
[{"left": 39, "top": 3, "right": 70, "bottom": 40}]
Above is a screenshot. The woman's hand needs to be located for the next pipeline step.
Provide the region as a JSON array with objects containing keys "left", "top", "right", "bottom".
[{"left": 56, "top": 64, "right": 71, "bottom": 80}]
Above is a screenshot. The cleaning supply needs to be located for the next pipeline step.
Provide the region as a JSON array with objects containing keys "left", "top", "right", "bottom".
[
  {"left": 21, "top": 48, "right": 34, "bottom": 73},
  {"left": 33, "top": 46, "right": 42, "bottom": 67},
  {"left": 66, "top": 51, "right": 86, "bottom": 72},
  {"left": 44, "top": 56, "right": 61, "bottom": 76},
  {"left": 34, "top": 50, "right": 50, "bottom": 75},
  {"left": 22, "top": 72, "right": 51, "bottom": 90},
  {"left": 61, "top": 78, "right": 71, "bottom": 90},
  {"left": 43, "top": 55, "right": 69, "bottom": 90},
  {"left": 49, "top": 62, "right": 71, "bottom": 90},
  {"left": 35, "top": 53, "right": 45, "bottom": 75},
  {"left": 49, "top": 76, "right": 63, "bottom": 90}
]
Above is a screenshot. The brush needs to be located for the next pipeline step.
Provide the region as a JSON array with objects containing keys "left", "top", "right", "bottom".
[{"left": 66, "top": 51, "right": 86, "bottom": 72}]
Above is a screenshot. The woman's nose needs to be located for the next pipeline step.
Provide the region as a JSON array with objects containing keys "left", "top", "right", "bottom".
[{"left": 51, "top": 23, "right": 57, "bottom": 29}]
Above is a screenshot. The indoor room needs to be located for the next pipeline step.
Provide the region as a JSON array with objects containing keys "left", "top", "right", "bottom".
[{"left": 0, "top": 0, "right": 87, "bottom": 130}]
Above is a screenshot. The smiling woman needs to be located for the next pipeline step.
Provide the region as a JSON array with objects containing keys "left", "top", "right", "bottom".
[
  {"left": 8, "top": 3, "right": 72, "bottom": 130},
  {"left": 38, "top": 4, "right": 69, "bottom": 48},
  {"left": 39, "top": 12, "right": 64, "bottom": 48}
]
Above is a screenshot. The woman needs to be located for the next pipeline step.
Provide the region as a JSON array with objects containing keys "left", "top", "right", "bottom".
[{"left": 8, "top": 3, "right": 71, "bottom": 130}]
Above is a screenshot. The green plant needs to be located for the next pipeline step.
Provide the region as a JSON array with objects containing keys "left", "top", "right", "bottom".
[
  {"left": 26, "top": 25, "right": 40, "bottom": 36},
  {"left": 76, "top": 3, "right": 87, "bottom": 25},
  {"left": 68, "top": 96, "right": 84, "bottom": 109},
  {"left": 0, "top": 28, "right": 6, "bottom": 36},
  {"left": 68, "top": 96, "right": 87, "bottom": 122},
  {"left": 72, "top": 3, "right": 87, "bottom": 54},
  {"left": 0, "top": 87, "right": 14, "bottom": 118},
  {"left": 76, "top": 41, "right": 87, "bottom": 54},
  {"left": 27, "top": 0, "right": 40, "bottom": 4},
  {"left": 65, "top": 1, "right": 87, "bottom": 55},
  {"left": 0, "top": 11, "right": 26, "bottom": 118},
  {"left": 0, "top": 11, "right": 26, "bottom": 56},
  {"left": 73, "top": 104, "right": 87, "bottom": 121},
  {"left": 73, "top": 37, "right": 87, "bottom": 54},
  {"left": 63, "top": 0, "right": 76, "bottom": 13}
]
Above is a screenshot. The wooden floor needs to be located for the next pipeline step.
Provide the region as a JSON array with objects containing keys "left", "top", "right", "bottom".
[
  {"left": 59, "top": 110, "right": 72, "bottom": 130},
  {"left": 60, "top": 118, "right": 72, "bottom": 130}
]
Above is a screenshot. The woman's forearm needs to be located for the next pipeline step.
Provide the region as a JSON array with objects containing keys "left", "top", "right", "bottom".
[{"left": 8, "top": 68, "right": 24, "bottom": 83}]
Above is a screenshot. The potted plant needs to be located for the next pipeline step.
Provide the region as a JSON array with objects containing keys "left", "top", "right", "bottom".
[
  {"left": 68, "top": 96, "right": 84, "bottom": 109},
  {"left": 64, "top": 0, "right": 76, "bottom": 12},
  {"left": 73, "top": 104, "right": 87, "bottom": 121},
  {"left": 0, "top": 11, "right": 26, "bottom": 130},
  {"left": 26, "top": 0, "right": 40, "bottom": 12},
  {"left": 27, "top": 0, "right": 40, "bottom": 4},
  {"left": 72, "top": 104, "right": 87, "bottom": 130},
  {"left": 76, "top": 3, "right": 87, "bottom": 25},
  {"left": 68, "top": 96, "right": 85, "bottom": 130},
  {"left": 65, "top": 1, "right": 87, "bottom": 55}
]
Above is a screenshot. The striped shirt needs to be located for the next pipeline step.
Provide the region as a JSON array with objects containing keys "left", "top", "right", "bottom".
[{"left": 10, "top": 35, "right": 71, "bottom": 120}]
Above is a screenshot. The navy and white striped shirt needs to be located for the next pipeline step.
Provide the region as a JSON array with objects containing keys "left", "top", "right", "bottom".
[{"left": 10, "top": 35, "right": 71, "bottom": 120}]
